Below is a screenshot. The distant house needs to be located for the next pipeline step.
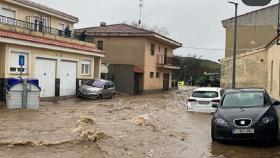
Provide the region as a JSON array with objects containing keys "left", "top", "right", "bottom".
[
  {"left": 75, "top": 23, "right": 182, "bottom": 94},
  {"left": 0, "top": 0, "right": 104, "bottom": 101}
]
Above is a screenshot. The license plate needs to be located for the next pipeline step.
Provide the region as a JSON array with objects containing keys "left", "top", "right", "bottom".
[
  {"left": 232, "top": 129, "right": 254, "bottom": 134},
  {"left": 198, "top": 101, "right": 209, "bottom": 104}
]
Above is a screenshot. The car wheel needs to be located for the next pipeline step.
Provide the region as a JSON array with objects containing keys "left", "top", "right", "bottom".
[
  {"left": 98, "top": 94, "right": 102, "bottom": 99},
  {"left": 111, "top": 93, "right": 115, "bottom": 99},
  {"left": 211, "top": 125, "right": 217, "bottom": 141}
]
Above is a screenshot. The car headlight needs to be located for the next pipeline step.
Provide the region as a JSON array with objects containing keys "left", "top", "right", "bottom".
[
  {"left": 262, "top": 116, "right": 274, "bottom": 124},
  {"left": 215, "top": 118, "right": 229, "bottom": 126}
]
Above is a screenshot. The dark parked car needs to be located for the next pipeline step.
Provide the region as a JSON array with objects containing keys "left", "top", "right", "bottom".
[
  {"left": 78, "top": 79, "right": 115, "bottom": 99},
  {"left": 211, "top": 88, "right": 280, "bottom": 142}
]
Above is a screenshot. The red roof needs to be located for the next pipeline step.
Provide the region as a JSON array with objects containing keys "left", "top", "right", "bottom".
[
  {"left": 133, "top": 66, "right": 144, "bottom": 73},
  {"left": 0, "top": 30, "right": 103, "bottom": 54},
  {"left": 76, "top": 24, "right": 151, "bottom": 34}
]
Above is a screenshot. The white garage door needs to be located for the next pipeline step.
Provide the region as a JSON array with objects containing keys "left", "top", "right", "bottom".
[
  {"left": 35, "top": 58, "right": 56, "bottom": 97},
  {"left": 60, "top": 61, "right": 77, "bottom": 96}
]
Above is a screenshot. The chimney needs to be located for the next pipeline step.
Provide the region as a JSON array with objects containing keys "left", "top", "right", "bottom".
[{"left": 100, "top": 22, "right": 106, "bottom": 27}]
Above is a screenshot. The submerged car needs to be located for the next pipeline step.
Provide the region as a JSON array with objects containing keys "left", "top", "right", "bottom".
[
  {"left": 78, "top": 79, "right": 115, "bottom": 99},
  {"left": 211, "top": 88, "right": 280, "bottom": 142},
  {"left": 187, "top": 87, "right": 224, "bottom": 113}
]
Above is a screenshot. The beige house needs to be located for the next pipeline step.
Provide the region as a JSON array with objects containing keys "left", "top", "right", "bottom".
[
  {"left": 0, "top": 0, "right": 104, "bottom": 100},
  {"left": 221, "top": 4, "right": 278, "bottom": 89},
  {"left": 76, "top": 24, "right": 182, "bottom": 94}
]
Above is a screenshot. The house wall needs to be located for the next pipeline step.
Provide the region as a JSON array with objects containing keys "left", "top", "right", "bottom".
[
  {"left": 94, "top": 37, "right": 146, "bottom": 67},
  {"left": 0, "top": 1, "right": 75, "bottom": 29},
  {"left": 108, "top": 64, "right": 135, "bottom": 95},
  {"left": 4, "top": 43, "right": 98, "bottom": 79},
  {"left": 225, "top": 25, "right": 276, "bottom": 57},
  {"left": 220, "top": 48, "right": 267, "bottom": 89},
  {"left": 143, "top": 38, "right": 173, "bottom": 90},
  {"left": 0, "top": 43, "right": 6, "bottom": 101},
  {"left": 267, "top": 43, "right": 280, "bottom": 100}
]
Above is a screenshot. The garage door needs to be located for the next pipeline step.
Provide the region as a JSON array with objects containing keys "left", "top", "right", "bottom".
[
  {"left": 60, "top": 61, "right": 77, "bottom": 96},
  {"left": 35, "top": 58, "right": 56, "bottom": 97}
]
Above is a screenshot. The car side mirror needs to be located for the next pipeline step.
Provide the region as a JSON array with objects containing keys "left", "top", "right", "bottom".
[
  {"left": 212, "top": 104, "right": 218, "bottom": 108},
  {"left": 273, "top": 101, "right": 280, "bottom": 106}
]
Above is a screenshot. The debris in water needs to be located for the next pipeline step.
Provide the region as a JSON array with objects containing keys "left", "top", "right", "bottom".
[
  {"left": 74, "top": 114, "right": 108, "bottom": 142},
  {"left": 133, "top": 116, "right": 146, "bottom": 126},
  {"left": 0, "top": 140, "right": 70, "bottom": 147}
]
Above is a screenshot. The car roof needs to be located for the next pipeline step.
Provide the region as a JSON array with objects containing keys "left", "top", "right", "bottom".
[
  {"left": 193, "top": 87, "right": 222, "bottom": 92},
  {"left": 225, "top": 88, "right": 266, "bottom": 93},
  {"left": 94, "top": 79, "right": 112, "bottom": 83}
]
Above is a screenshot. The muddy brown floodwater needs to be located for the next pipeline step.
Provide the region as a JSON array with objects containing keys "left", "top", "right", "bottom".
[{"left": 1, "top": 89, "right": 280, "bottom": 158}]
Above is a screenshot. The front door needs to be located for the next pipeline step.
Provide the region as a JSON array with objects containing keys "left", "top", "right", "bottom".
[
  {"left": 134, "top": 73, "right": 143, "bottom": 95},
  {"left": 60, "top": 61, "right": 77, "bottom": 96},
  {"left": 35, "top": 58, "right": 56, "bottom": 97},
  {"left": 163, "top": 73, "right": 170, "bottom": 91}
]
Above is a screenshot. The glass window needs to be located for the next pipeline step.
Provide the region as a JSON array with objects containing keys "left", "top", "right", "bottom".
[
  {"left": 9, "top": 52, "right": 28, "bottom": 74},
  {"left": 156, "top": 72, "right": 160, "bottom": 78},
  {"left": 192, "top": 91, "right": 218, "bottom": 98},
  {"left": 151, "top": 43, "right": 155, "bottom": 55},
  {"left": 81, "top": 60, "right": 91, "bottom": 75},
  {"left": 222, "top": 92, "right": 266, "bottom": 108},
  {"left": 92, "top": 80, "right": 105, "bottom": 88},
  {"left": 150, "top": 72, "right": 154, "bottom": 78},
  {"left": 97, "top": 41, "right": 103, "bottom": 50}
]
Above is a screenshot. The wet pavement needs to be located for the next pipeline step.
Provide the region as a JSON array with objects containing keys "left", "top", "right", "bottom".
[{"left": 1, "top": 88, "right": 280, "bottom": 158}]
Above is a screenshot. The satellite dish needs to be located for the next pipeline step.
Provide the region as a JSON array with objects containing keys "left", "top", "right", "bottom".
[{"left": 242, "top": 0, "right": 272, "bottom": 6}]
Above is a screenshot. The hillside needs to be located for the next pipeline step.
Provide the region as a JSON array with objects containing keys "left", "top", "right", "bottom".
[{"left": 173, "top": 57, "right": 221, "bottom": 82}]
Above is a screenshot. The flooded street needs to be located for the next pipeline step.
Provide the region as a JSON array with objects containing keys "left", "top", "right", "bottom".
[{"left": 1, "top": 89, "right": 280, "bottom": 158}]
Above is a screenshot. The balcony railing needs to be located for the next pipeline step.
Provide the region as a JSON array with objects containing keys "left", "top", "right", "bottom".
[
  {"left": 0, "top": 15, "right": 82, "bottom": 40},
  {"left": 157, "top": 55, "right": 180, "bottom": 67}
]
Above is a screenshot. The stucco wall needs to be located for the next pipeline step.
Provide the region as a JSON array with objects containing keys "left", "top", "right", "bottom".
[
  {"left": 225, "top": 25, "right": 276, "bottom": 58},
  {"left": 0, "top": 1, "right": 74, "bottom": 29},
  {"left": 4, "top": 43, "right": 99, "bottom": 79},
  {"left": 220, "top": 48, "right": 267, "bottom": 89},
  {"left": 267, "top": 43, "right": 280, "bottom": 100},
  {"left": 0, "top": 43, "right": 5, "bottom": 78}
]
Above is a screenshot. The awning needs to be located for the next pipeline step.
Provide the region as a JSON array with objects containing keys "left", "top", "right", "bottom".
[{"left": 133, "top": 66, "right": 144, "bottom": 73}]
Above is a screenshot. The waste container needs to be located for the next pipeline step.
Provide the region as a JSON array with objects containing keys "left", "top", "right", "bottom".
[{"left": 5, "top": 78, "right": 41, "bottom": 109}]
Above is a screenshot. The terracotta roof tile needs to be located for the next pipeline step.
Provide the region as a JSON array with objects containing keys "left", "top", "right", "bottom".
[
  {"left": 0, "top": 29, "right": 103, "bottom": 54},
  {"left": 12, "top": 0, "right": 79, "bottom": 22},
  {"left": 76, "top": 24, "right": 152, "bottom": 34}
]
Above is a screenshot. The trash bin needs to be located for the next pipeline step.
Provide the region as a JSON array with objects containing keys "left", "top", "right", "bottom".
[{"left": 5, "top": 78, "right": 41, "bottom": 109}]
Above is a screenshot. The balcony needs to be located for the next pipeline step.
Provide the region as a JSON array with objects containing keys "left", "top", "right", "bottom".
[
  {"left": 157, "top": 55, "right": 180, "bottom": 69},
  {"left": 0, "top": 15, "right": 95, "bottom": 47}
]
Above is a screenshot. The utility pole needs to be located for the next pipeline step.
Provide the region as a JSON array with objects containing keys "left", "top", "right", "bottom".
[
  {"left": 228, "top": 1, "right": 238, "bottom": 89},
  {"left": 139, "top": 0, "right": 144, "bottom": 28}
]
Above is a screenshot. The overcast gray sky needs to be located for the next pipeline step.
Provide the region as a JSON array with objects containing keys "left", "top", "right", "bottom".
[{"left": 34, "top": 0, "right": 278, "bottom": 62}]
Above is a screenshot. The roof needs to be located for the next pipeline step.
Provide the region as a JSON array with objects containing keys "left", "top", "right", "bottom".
[
  {"left": 10, "top": 0, "right": 79, "bottom": 22},
  {"left": 193, "top": 87, "right": 222, "bottom": 92},
  {"left": 0, "top": 29, "right": 103, "bottom": 54},
  {"left": 76, "top": 24, "right": 182, "bottom": 48}
]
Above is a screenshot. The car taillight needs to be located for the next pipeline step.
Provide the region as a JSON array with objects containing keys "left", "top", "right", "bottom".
[
  {"left": 212, "top": 99, "right": 220, "bottom": 103},
  {"left": 188, "top": 99, "right": 197, "bottom": 102}
]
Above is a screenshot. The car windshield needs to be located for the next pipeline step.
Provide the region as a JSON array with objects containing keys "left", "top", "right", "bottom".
[
  {"left": 222, "top": 92, "right": 267, "bottom": 108},
  {"left": 192, "top": 91, "right": 218, "bottom": 98},
  {"left": 92, "top": 80, "right": 105, "bottom": 88}
]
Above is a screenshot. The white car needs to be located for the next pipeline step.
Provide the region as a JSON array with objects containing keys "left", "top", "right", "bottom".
[{"left": 187, "top": 87, "right": 224, "bottom": 113}]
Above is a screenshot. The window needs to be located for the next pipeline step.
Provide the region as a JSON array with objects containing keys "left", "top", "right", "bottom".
[
  {"left": 0, "top": 8, "right": 16, "bottom": 25},
  {"left": 156, "top": 72, "right": 160, "bottom": 78},
  {"left": 97, "top": 41, "right": 104, "bottom": 50},
  {"left": 164, "top": 48, "right": 168, "bottom": 57},
  {"left": 150, "top": 72, "right": 154, "bottom": 78},
  {"left": 10, "top": 52, "right": 28, "bottom": 73},
  {"left": 58, "top": 23, "right": 65, "bottom": 36},
  {"left": 150, "top": 43, "right": 155, "bottom": 55},
  {"left": 81, "top": 60, "right": 91, "bottom": 75}
]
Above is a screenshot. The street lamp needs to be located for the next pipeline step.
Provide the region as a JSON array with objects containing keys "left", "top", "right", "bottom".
[{"left": 228, "top": 1, "right": 238, "bottom": 89}]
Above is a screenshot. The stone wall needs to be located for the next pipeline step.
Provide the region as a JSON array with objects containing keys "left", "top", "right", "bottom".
[{"left": 220, "top": 48, "right": 268, "bottom": 89}]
